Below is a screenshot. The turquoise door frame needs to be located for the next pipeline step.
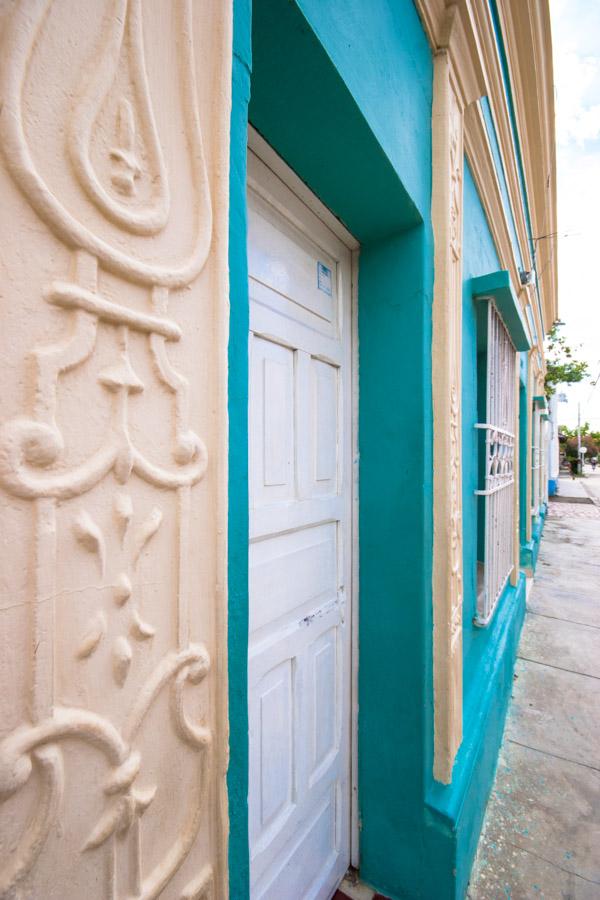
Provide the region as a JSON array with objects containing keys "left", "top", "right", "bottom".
[
  {"left": 228, "top": 2, "right": 535, "bottom": 897},
  {"left": 227, "top": 2, "right": 252, "bottom": 897},
  {"left": 228, "top": 2, "right": 435, "bottom": 898}
]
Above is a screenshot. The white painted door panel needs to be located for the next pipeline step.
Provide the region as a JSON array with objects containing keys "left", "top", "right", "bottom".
[{"left": 248, "top": 149, "right": 353, "bottom": 900}]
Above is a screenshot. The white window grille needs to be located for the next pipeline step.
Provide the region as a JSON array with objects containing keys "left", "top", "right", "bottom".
[
  {"left": 542, "top": 417, "right": 550, "bottom": 505},
  {"left": 475, "top": 301, "right": 516, "bottom": 625},
  {"left": 531, "top": 408, "right": 541, "bottom": 516}
]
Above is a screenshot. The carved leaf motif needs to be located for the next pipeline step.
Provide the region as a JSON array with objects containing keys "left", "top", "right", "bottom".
[
  {"left": 76, "top": 611, "right": 107, "bottom": 660},
  {"left": 114, "top": 493, "right": 133, "bottom": 544},
  {"left": 83, "top": 784, "right": 156, "bottom": 852},
  {"left": 181, "top": 865, "right": 214, "bottom": 900},
  {"left": 131, "top": 785, "right": 157, "bottom": 815},
  {"left": 73, "top": 510, "right": 106, "bottom": 576},
  {"left": 69, "top": 0, "right": 169, "bottom": 235},
  {"left": 110, "top": 98, "right": 142, "bottom": 197},
  {"left": 112, "top": 636, "right": 133, "bottom": 686},
  {"left": 132, "top": 507, "right": 163, "bottom": 566},
  {"left": 130, "top": 609, "right": 155, "bottom": 641},
  {"left": 83, "top": 798, "right": 126, "bottom": 851},
  {"left": 114, "top": 572, "right": 133, "bottom": 607}
]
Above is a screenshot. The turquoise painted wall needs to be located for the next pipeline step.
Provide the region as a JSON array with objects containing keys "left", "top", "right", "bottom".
[
  {"left": 248, "top": 0, "right": 427, "bottom": 240},
  {"left": 228, "top": 1, "right": 251, "bottom": 897},
  {"left": 246, "top": 2, "right": 436, "bottom": 898},
  {"left": 358, "top": 227, "right": 434, "bottom": 898},
  {"left": 295, "top": 0, "right": 432, "bottom": 222},
  {"left": 229, "top": 2, "right": 529, "bottom": 897}
]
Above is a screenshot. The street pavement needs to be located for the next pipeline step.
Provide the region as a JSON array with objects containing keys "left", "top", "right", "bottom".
[
  {"left": 468, "top": 476, "right": 600, "bottom": 899},
  {"left": 581, "top": 468, "right": 600, "bottom": 505}
]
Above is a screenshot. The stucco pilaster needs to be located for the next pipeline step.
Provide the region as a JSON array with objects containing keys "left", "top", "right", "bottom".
[
  {"left": 0, "top": 2, "right": 231, "bottom": 896},
  {"left": 431, "top": 44, "right": 465, "bottom": 785}
]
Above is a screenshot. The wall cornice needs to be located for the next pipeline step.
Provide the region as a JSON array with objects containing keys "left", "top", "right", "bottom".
[
  {"left": 414, "top": 0, "right": 557, "bottom": 347},
  {"left": 499, "top": 0, "right": 558, "bottom": 331},
  {"left": 463, "top": 102, "right": 520, "bottom": 291}
]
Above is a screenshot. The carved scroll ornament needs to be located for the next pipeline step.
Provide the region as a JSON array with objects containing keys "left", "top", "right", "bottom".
[{"left": 0, "top": 0, "right": 230, "bottom": 896}]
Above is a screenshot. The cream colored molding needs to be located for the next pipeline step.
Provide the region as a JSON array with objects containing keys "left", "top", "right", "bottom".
[
  {"left": 414, "top": 0, "right": 446, "bottom": 47},
  {"left": 416, "top": 0, "right": 557, "bottom": 350},
  {"left": 468, "top": 1, "right": 533, "bottom": 267},
  {"left": 466, "top": 0, "right": 556, "bottom": 339},
  {"left": 418, "top": 0, "right": 526, "bottom": 275},
  {"left": 0, "top": 2, "right": 231, "bottom": 897},
  {"left": 511, "top": 359, "right": 520, "bottom": 587},
  {"left": 463, "top": 107, "right": 546, "bottom": 358},
  {"left": 497, "top": 0, "right": 558, "bottom": 331},
  {"left": 525, "top": 353, "right": 534, "bottom": 542},
  {"left": 415, "top": 0, "right": 485, "bottom": 107},
  {"left": 431, "top": 37, "right": 465, "bottom": 785},
  {"left": 464, "top": 102, "right": 520, "bottom": 287}
]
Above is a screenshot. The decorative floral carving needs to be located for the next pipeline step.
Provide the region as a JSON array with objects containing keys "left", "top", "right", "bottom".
[
  {"left": 0, "top": 0, "right": 212, "bottom": 284},
  {"left": 181, "top": 865, "right": 214, "bottom": 900},
  {"left": 432, "top": 63, "right": 464, "bottom": 784},
  {"left": 73, "top": 497, "right": 161, "bottom": 686},
  {"left": 73, "top": 510, "right": 106, "bottom": 576},
  {"left": 76, "top": 611, "right": 108, "bottom": 660},
  {"left": 0, "top": 0, "right": 224, "bottom": 894},
  {"left": 110, "top": 98, "right": 143, "bottom": 198},
  {"left": 449, "top": 104, "right": 463, "bottom": 262},
  {"left": 0, "top": 647, "right": 212, "bottom": 898},
  {"left": 449, "top": 383, "right": 463, "bottom": 652}
]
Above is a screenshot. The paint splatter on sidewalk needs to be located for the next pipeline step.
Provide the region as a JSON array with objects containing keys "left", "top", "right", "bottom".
[
  {"left": 468, "top": 497, "right": 600, "bottom": 899},
  {"left": 547, "top": 501, "right": 600, "bottom": 519}
]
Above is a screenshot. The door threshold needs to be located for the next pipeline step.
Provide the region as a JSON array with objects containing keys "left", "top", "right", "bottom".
[{"left": 333, "top": 871, "right": 392, "bottom": 900}]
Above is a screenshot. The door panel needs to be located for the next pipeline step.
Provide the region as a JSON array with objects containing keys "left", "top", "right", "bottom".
[{"left": 248, "top": 148, "right": 353, "bottom": 900}]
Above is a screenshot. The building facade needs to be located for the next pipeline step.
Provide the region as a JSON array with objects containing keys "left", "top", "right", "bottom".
[{"left": 0, "top": 1, "right": 556, "bottom": 899}]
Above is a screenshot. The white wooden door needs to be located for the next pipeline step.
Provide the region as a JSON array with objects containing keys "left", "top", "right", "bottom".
[{"left": 247, "top": 145, "right": 354, "bottom": 900}]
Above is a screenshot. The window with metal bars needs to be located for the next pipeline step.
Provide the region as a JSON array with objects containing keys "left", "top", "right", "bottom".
[
  {"left": 531, "top": 407, "right": 542, "bottom": 517},
  {"left": 474, "top": 300, "right": 516, "bottom": 625}
]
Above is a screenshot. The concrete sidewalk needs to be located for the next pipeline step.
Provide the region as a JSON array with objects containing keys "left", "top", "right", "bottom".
[
  {"left": 554, "top": 475, "right": 592, "bottom": 501},
  {"left": 468, "top": 487, "right": 600, "bottom": 899}
]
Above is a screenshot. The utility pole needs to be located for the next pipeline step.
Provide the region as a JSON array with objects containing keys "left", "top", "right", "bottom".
[{"left": 577, "top": 401, "right": 582, "bottom": 474}]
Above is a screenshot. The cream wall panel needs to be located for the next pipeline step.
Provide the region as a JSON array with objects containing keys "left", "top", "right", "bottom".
[{"left": 0, "top": 1, "right": 231, "bottom": 897}]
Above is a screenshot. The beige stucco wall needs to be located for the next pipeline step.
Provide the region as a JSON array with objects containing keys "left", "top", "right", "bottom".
[{"left": 0, "top": 1, "right": 231, "bottom": 897}]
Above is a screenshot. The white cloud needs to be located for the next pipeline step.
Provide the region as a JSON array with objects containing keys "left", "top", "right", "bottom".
[
  {"left": 550, "top": 0, "right": 600, "bottom": 428},
  {"left": 555, "top": 50, "right": 600, "bottom": 147}
]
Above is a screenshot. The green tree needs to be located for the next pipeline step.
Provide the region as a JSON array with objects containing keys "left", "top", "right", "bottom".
[
  {"left": 559, "top": 422, "right": 600, "bottom": 443},
  {"left": 564, "top": 433, "right": 600, "bottom": 461},
  {"left": 544, "top": 324, "right": 588, "bottom": 397}
]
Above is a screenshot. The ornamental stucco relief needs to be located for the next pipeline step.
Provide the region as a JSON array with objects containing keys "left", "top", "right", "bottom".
[
  {"left": 0, "top": 1, "right": 231, "bottom": 897},
  {"left": 432, "top": 49, "right": 464, "bottom": 785}
]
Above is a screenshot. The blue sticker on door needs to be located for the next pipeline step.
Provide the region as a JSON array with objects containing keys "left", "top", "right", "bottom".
[{"left": 317, "top": 261, "right": 333, "bottom": 296}]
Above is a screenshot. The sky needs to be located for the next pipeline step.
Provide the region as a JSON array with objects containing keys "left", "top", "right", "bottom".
[{"left": 549, "top": 0, "right": 600, "bottom": 429}]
